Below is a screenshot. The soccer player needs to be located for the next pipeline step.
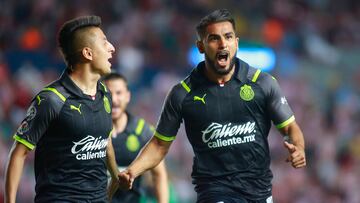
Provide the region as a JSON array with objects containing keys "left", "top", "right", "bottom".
[
  {"left": 119, "top": 9, "right": 306, "bottom": 203},
  {"left": 5, "top": 16, "right": 119, "bottom": 203},
  {"left": 103, "top": 73, "right": 169, "bottom": 203}
]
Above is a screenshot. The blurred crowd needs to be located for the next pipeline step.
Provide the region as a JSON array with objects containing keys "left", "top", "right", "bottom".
[{"left": 1, "top": 0, "right": 360, "bottom": 202}]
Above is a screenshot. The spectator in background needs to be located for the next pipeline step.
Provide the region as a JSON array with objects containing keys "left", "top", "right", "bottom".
[
  {"left": 118, "top": 9, "right": 306, "bottom": 203},
  {"left": 104, "top": 72, "right": 169, "bottom": 203},
  {"left": 5, "top": 16, "right": 119, "bottom": 202}
]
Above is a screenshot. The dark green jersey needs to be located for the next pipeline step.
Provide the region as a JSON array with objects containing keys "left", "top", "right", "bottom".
[
  {"left": 155, "top": 58, "right": 295, "bottom": 200},
  {"left": 111, "top": 112, "right": 154, "bottom": 203},
  {"left": 14, "top": 71, "right": 113, "bottom": 203}
]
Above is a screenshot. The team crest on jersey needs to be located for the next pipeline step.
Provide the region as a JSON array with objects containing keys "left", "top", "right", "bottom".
[
  {"left": 103, "top": 96, "right": 111, "bottom": 114},
  {"left": 126, "top": 134, "right": 140, "bottom": 152},
  {"left": 240, "top": 84, "right": 254, "bottom": 101}
]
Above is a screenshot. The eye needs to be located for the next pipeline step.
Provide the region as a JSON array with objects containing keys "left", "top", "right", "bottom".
[
  {"left": 208, "top": 35, "right": 220, "bottom": 42},
  {"left": 225, "top": 34, "right": 234, "bottom": 40}
]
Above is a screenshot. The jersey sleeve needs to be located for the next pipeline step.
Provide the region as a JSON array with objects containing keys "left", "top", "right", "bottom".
[
  {"left": 155, "top": 84, "right": 186, "bottom": 141},
  {"left": 13, "top": 90, "right": 63, "bottom": 150},
  {"left": 257, "top": 73, "right": 295, "bottom": 129}
]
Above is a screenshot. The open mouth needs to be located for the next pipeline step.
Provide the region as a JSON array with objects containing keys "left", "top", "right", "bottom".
[
  {"left": 112, "top": 106, "right": 121, "bottom": 114},
  {"left": 216, "top": 51, "right": 229, "bottom": 66}
]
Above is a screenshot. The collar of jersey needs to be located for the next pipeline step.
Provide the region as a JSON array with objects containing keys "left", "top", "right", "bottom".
[
  {"left": 59, "top": 70, "right": 104, "bottom": 99},
  {"left": 192, "top": 58, "right": 250, "bottom": 84}
]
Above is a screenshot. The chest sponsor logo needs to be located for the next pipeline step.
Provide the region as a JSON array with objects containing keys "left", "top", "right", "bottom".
[
  {"left": 240, "top": 84, "right": 254, "bottom": 101},
  {"left": 202, "top": 122, "right": 256, "bottom": 148},
  {"left": 71, "top": 135, "right": 108, "bottom": 160}
]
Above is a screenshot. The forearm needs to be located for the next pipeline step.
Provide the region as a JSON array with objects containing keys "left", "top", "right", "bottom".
[
  {"left": 151, "top": 161, "right": 169, "bottom": 203},
  {"left": 286, "top": 122, "right": 305, "bottom": 150},
  {"left": 128, "top": 137, "right": 171, "bottom": 179},
  {"left": 280, "top": 121, "right": 306, "bottom": 168},
  {"left": 106, "top": 137, "right": 119, "bottom": 179},
  {"left": 5, "top": 142, "right": 28, "bottom": 203}
]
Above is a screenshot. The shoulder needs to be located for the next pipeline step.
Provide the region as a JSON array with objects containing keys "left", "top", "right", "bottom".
[
  {"left": 128, "top": 113, "right": 154, "bottom": 137},
  {"left": 166, "top": 75, "right": 192, "bottom": 103},
  {"left": 246, "top": 67, "right": 277, "bottom": 88},
  {"left": 36, "top": 81, "right": 70, "bottom": 110}
]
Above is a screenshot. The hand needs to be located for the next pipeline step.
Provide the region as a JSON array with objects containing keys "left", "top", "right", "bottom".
[
  {"left": 284, "top": 141, "right": 306, "bottom": 168},
  {"left": 117, "top": 170, "right": 134, "bottom": 190}
]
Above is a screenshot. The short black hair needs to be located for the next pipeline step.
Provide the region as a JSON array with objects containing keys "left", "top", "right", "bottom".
[
  {"left": 196, "top": 9, "right": 236, "bottom": 40},
  {"left": 102, "top": 72, "right": 129, "bottom": 89},
  {"left": 58, "top": 15, "right": 102, "bottom": 69}
]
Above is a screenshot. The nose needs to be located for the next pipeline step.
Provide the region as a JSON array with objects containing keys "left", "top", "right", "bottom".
[
  {"left": 219, "top": 37, "right": 227, "bottom": 49},
  {"left": 108, "top": 42, "right": 115, "bottom": 53}
]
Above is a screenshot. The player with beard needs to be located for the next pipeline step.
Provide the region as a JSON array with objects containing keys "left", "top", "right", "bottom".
[
  {"left": 118, "top": 9, "right": 306, "bottom": 203},
  {"left": 103, "top": 73, "right": 169, "bottom": 203}
]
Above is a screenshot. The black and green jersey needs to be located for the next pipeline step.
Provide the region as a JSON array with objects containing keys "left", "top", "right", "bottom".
[
  {"left": 14, "top": 71, "right": 113, "bottom": 202},
  {"left": 111, "top": 112, "right": 154, "bottom": 203},
  {"left": 155, "top": 58, "right": 295, "bottom": 200}
]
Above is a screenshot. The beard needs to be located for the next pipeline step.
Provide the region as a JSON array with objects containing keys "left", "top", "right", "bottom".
[{"left": 204, "top": 53, "right": 236, "bottom": 76}]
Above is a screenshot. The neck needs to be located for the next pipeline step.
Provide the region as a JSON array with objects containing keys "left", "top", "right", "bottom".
[
  {"left": 69, "top": 64, "right": 100, "bottom": 95},
  {"left": 113, "top": 112, "right": 128, "bottom": 135},
  {"left": 204, "top": 63, "right": 235, "bottom": 85}
]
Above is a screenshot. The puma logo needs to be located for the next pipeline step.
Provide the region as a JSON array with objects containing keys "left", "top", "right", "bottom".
[
  {"left": 36, "top": 95, "right": 45, "bottom": 105},
  {"left": 194, "top": 94, "right": 206, "bottom": 104},
  {"left": 70, "top": 104, "right": 82, "bottom": 114}
]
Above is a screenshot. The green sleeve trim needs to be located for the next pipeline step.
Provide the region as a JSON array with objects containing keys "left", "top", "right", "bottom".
[
  {"left": 13, "top": 134, "right": 35, "bottom": 150},
  {"left": 135, "top": 119, "right": 145, "bottom": 135},
  {"left": 154, "top": 131, "right": 176, "bottom": 142},
  {"left": 43, "top": 87, "right": 66, "bottom": 102},
  {"left": 276, "top": 115, "right": 295, "bottom": 129},
  {"left": 180, "top": 80, "right": 191, "bottom": 93},
  {"left": 108, "top": 128, "right": 114, "bottom": 137},
  {"left": 252, "top": 69, "right": 261, "bottom": 82},
  {"left": 149, "top": 125, "right": 155, "bottom": 133},
  {"left": 100, "top": 82, "right": 108, "bottom": 92}
]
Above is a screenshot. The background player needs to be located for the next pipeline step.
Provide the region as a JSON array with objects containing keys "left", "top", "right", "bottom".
[{"left": 103, "top": 72, "right": 169, "bottom": 203}]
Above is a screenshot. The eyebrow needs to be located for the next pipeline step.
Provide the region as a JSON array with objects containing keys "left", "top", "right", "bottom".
[
  {"left": 224, "top": 32, "right": 235, "bottom": 36},
  {"left": 207, "top": 32, "right": 234, "bottom": 39},
  {"left": 207, "top": 34, "right": 220, "bottom": 39}
]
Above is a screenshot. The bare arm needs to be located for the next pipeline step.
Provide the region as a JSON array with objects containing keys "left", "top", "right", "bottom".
[
  {"left": 119, "top": 136, "right": 172, "bottom": 188},
  {"left": 5, "top": 142, "right": 31, "bottom": 203},
  {"left": 150, "top": 160, "right": 169, "bottom": 203},
  {"left": 278, "top": 121, "right": 306, "bottom": 168},
  {"left": 106, "top": 137, "right": 120, "bottom": 200},
  {"left": 106, "top": 136, "right": 119, "bottom": 179}
]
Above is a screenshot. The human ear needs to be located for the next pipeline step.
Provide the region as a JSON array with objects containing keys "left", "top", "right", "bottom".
[
  {"left": 82, "top": 47, "right": 93, "bottom": 60},
  {"left": 196, "top": 40, "right": 205, "bottom": 53}
]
